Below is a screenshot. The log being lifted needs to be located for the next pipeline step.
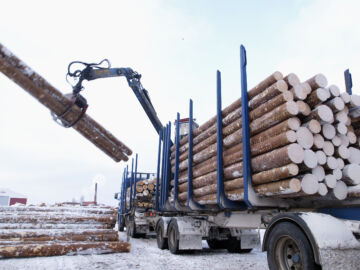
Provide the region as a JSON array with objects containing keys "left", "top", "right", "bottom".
[
  {"left": 0, "top": 241, "right": 131, "bottom": 258},
  {"left": 0, "top": 43, "right": 132, "bottom": 162}
]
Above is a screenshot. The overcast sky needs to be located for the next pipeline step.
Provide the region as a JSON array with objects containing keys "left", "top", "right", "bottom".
[{"left": 1, "top": 0, "right": 359, "bottom": 206}]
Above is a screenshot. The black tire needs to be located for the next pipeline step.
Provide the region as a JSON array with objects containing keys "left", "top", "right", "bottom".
[
  {"left": 267, "top": 222, "right": 318, "bottom": 270},
  {"left": 225, "top": 238, "right": 252, "bottom": 253},
  {"left": 156, "top": 220, "right": 168, "bottom": 249},
  {"left": 167, "top": 219, "right": 181, "bottom": 254},
  {"left": 207, "top": 239, "right": 226, "bottom": 250}
]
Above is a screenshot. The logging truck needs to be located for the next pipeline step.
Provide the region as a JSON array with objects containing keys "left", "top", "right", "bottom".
[
  {"left": 114, "top": 166, "right": 158, "bottom": 238},
  {"left": 119, "top": 46, "right": 360, "bottom": 270}
]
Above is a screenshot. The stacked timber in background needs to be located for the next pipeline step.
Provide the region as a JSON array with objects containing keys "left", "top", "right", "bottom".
[
  {"left": 0, "top": 205, "right": 130, "bottom": 258},
  {"left": 168, "top": 72, "right": 360, "bottom": 205},
  {"left": 126, "top": 179, "right": 157, "bottom": 209},
  {"left": 0, "top": 43, "right": 132, "bottom": 162}
]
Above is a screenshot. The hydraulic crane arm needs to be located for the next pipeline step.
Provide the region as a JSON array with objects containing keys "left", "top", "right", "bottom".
[{"left": 64, "top": 59, "right": 163, "bottom": 134}]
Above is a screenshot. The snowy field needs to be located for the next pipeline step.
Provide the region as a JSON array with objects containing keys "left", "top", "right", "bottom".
[{"left": 0, "top": 232, "right": 269, "bottom": 270}]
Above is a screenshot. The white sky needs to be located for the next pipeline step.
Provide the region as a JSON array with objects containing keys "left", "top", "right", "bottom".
[{"left": 0, "top": 0, "right": 359, "bottom": 206}]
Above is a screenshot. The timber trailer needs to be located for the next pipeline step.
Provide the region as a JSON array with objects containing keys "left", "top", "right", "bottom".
[
  {"left": 147, "top": 46, "right": 360, "bottom": 270},
  {"left": 114, "top": 158, "right": 157, "bottom": 238}
]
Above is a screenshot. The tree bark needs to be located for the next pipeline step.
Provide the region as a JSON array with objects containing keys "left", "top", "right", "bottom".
[{"left": 0, "top": 43, "right": 132, "bottom": 162}]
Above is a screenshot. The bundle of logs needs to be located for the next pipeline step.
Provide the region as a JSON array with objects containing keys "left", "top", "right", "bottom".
[
  {"left": 0, "top": 43, "right": 132, "bottom": 162},
  {"left": 169, "top": 72, "right": 360, "bottom": 205},
  {"left": 127, "top": 179, "right": 156, "bottom": 208},
  {"left": 0, "top": 205, "right": 130, "bottom": 258}
]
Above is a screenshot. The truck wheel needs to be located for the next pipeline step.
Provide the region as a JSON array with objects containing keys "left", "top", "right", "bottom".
[
  {"left": 206, "top": 239, "right": 226, "bottom": 250},
  {"left": 156, "top": 220, "right": 168, "bottom": 249},
  {"left": 167, "top": 219, "right": 181, "bottom": 254},
  {"left": 225, "top": 238, "right": 252, "bottom": 253},
  {"left": 267, "top": 222, "right": 317, "bottom": 270}
]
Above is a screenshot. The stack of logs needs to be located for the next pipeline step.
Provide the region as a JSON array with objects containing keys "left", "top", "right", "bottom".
[
  {"left": 127, "top": 179, "right": 156, "bottom": 209},
  {"left": 0, "top": 205, "right": 130, "bottom": 258},
  {"left": 169, "top": 72, "right": 360, "bottom": 205}
]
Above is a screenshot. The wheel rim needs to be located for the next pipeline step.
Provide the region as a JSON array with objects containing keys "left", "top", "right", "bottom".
[
  {"left": 169, "top": 227, "right": 176, "bottom": 248},
  {"left": 274, "top": 235, "right": 302, "bottom": 270}
]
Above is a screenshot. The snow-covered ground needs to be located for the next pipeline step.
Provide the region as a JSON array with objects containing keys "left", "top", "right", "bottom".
[{"left": 0, "top": 232, "right": 269, "bottom": 270}]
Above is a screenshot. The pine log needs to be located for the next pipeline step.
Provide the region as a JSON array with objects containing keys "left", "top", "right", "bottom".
[
  {"left": 306, "top": 74, "right": 328, "bottom": 90},
  {"left": 297, "top": 101, "right": 311, "bottom": 116},
  {"left": 312, "top": 165, "right": 325, "bottom": 181},
  {"left": 313, "top": 134, "right": 325, "bottom": 150},
  {"left": 325, "top": 97, "right": 345, "bottom": 112},
  {"left": 302, "top": 119, "right": 321, "bottom": 134},
  {"left": 171, "top": 71, "right": 284, "bottom": 151},
  {"left": 255, "top": 178, "right": 301, "bottom": 196},
  {"left": 332, "top": 168, "right": 342, "bottom": 180},
  {"left": 318, "top": 183, "right": 328, "bottom": 196},
  {"left": 315, "top": 150, "right": 327, "bottom": 165},
  {"left": 176, "top": 164, "right": 299, "bottom": 193},
  {"left": 332, "top": 181, "right": 348, "bottom": 200},
  {"left": 290, "top": 85, "right": 307, "bottom": 100},
  {"left": 348, "top": 185, "right": 360, "bottom": 198},
  {"left": 341, "top": 92, "right": 351, "bottom": 104},
  {"left": 325, "top": 174, "right": 337, "bottom": 188},
  {"left": 303, "top": 149, "right": 318, "bottom": 169},
  {"left": 250, "top": 117, "right": 300, "bottom": 146},
  {"left": 347, "top": 131, "right": 357, "bottom": 144},
  {"left": 342, "top": 164, "right": 360, "bottom": 185},
  {"left": 177, "top": 144, "right": 304, "bottom": 190},
  {"left": 0, "top": 44, "right": 131, "bottom": 162},
  {"left": 339, "top": 134, "right": 350, "bottom": 147},
  {"left": 328, "top": 85, "right": 340, "bottom": 97},
  {"left": 336, "top": 110, "right": 349, "bottom": 123},
  {"left": 337, "top": 158, "right": 345, "bottom": 169},
  {"left": 306, "top": 88, "right": 329, "bottom": 108},
  {"left": 336, "top": 123, "right": 348, "bottom": 135},
  {"left": 322, "top": 124, "right": 336, "bottom": 140},
  {"left": 335, "top": 145, "right": 350, "bottom": 159},
  {"left": 325, "top": 156, "right": 338, "bottom": 170},
  {"left": 348, "top": 147, "right": 360, "bottom": 164},
  {"left": 350, "top": 95, "right": 360, "bottom": 107},
  {"left": 322, "top": 141, "right": 335, "bottom": 156},
  {"left": 304, "top": 105, "right": 334, "bottom": 123},
  {"left": 296, "top": 127, "right": 314, "bottom": 149},
  {"left": 0, "top": 215, "right": 116, "bottom": 225},
  {"left": 284, "top": 73, "right": 300, "bottom": 87},
  {"left": 0, "top": 241, "right": 131, "bottom": 258},
  {"left": 248, "top": 80, "right": 288, "bottom": 110},
  {"left": 331, "top": 135, "right": 342, "bottom": 147},
  {"left": 300, "top": 174, "right": 319, "bottom": 195}
]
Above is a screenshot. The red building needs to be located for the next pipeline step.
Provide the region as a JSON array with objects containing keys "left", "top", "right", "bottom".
[{"left": 0, "top": 188, "right": 27, "bottom": 206}]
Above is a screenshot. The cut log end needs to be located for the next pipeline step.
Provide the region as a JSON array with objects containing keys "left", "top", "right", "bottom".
[
  {"left": 301, "top": 174, "right": 319, "bottom": 195},
  {"left": 296, "top": 127, "right": 314, "bottom": 149},
  {"left": 288, "top": 143, "right": 305, "bottom": 164},
  {"left": 333, "top": 181, "right": 348, "bottom": 200},
  {"left": 304, "top": 149, "right": 318, "bottom": 169}
]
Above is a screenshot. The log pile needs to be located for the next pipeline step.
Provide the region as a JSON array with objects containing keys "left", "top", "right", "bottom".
[
  {"left": 168, "top": 72, "right": 360, "bottom": 205},
  {"left": 127, "top": 179, "right": 156, "bottom": 209},
  {"left": 0, "top": 205, "right": 130, "bottom": 258},
  {"left": 0, "top": 43, "right": 132, "bottom": 162}
]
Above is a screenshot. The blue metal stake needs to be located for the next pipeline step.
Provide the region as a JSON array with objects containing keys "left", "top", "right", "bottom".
[
  {"left": 187, "top": 99, "right": 205, "bottom": 210},
  {"left": 216, "top": 70, "right": 245, "bottom": 209},
  {"left": 160, "top": 126, "right": 168, "bottom": 210},
  {"left": 344, "top": 69, "right": 353, "bottom": 95},
  {"left": 240, "top": 45, "right": 253, "bottom": 208},
  {"left": 173, "top": 113, "right": 181, "bottom": 209},
  {"left": 129, "top": 158, "right": 134, "bottom": 210},
  {"left": 133, "top": 154, "right": 138, "bottom": 200},
  {"left": 155, "top": 130, "right": 162, "bottom": 211},
  {"left": 164, "top": 122, "right": 172, "bottom": 209}
]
